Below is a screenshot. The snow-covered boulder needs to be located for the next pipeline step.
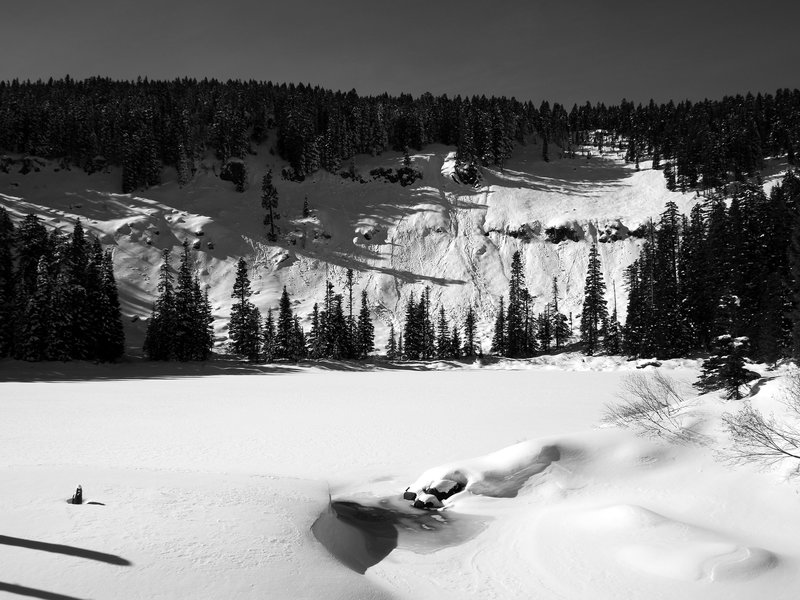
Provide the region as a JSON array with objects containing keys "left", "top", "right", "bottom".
[
  {"left": 412, "top": 493, "right": 443, "bottom": 510},
  {"left": 404, "top": 478, "right": 466, "bottom": 509}
]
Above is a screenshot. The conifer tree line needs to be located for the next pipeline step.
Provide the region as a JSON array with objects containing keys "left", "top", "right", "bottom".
[
  {"left": 488, "top": 251, "right": 575, "bottom": 358},
  {"left": 394, "top": 286, "right": 482, "bottom": 360},
  {"left": 624, "top": 171, "right": 800, "bottom": 364},
  {"left": 391, "top": 251, "right": 574, "bottom": 362},
  {"left": 226, "top": 264, "right": 375, "bottom": 362},
  {"left": 1, "top": 78, "right": 797, "bottom": 192},
  {"left": 0, "top": 207, "right": 125, "bottom": 361},
  {"left": 143, "top": 242, "right": 214, "bottom": 360}
]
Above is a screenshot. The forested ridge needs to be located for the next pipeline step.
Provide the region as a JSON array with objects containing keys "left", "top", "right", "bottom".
[
  {"left": 1, "top": 77, "right": 798, "bottom": 192},
  {"left": 4, "top": 78, "right": 800, "bottom": 394}
]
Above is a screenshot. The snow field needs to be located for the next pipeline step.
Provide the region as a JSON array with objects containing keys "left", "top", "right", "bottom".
[
  {"left": 3, "top": 359, "right": 800, "bottom": 598},
  {"left": 0, "top": 365, "right": 620, "bottom": 599}
]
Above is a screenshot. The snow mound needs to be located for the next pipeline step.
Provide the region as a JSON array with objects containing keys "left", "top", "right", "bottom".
[
  {"left": 407, "top": 441, "right": 560, "bottom": 500},
  {"left": 562, "top": 504, "right": 779, "bottom": 583}
]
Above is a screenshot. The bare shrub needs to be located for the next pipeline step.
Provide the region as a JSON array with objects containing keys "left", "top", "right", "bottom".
[
  {"left": 722, "top": 370, "right": 800, "bottom": 469},
  {"left": 603, "top": 370, "right": 697, "bottom": 442}
]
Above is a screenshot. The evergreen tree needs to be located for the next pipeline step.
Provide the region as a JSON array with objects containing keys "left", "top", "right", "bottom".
[
  {"left": 16, "top": 258, "right": 52, "bottom": 361},
  {"left": 523, "top": 289, "right": 538, "bottom": 355},
  {"left": 263, "top": 308, "right": 276, "bottom": 362},
  {"left": 194, "top": 282, "right": 214, "bottom": 361},
  {"left": 229, "top": 258, "right": 261, "bottom": 361},
  {"left": 580, "top": 243, "right": 608, "bottom": 355},
  {"left": 505, "top": 250, "right": 528, "bottom": 357},
  {"left": 604, "top": 315, "right": 622, "bottom": 355},
  {"left": 664, "top": 161, "right": 676, "bottom": 191},
  {"left": 450, "top": 324, "right": 462, "bottom": 359},
  {"left": 420, "top": 287, "right": 435, "bottom": 359},
  {"left": 95, "top": 243, "right": 125, "bottom": 361},
  {"left": 624, "top": 224, "right": 659, "bottom": 356},
  {"left": 680, "top": 203, "right": 711, "bottom": 350},
  {"left": 436, "top": 305, "right": 450, "bottom": 359},
  {"left": 176, "top": 142, "right": 193, "bottom": 187},
  {"left": 356, "top": 289, "right": 374, "bottom": 358},
  {"left": 695, "top": 335, "right": 758, "bottom": 400},
  {"left": 385, "top": 323, "right": 398, "bottom": 359},
  {"left": 290, "top": 315, "right": 306, "bottom": 361},
  {"left": 703, "top": 197, "right": 732, "bottom": 343},
  {"left": 47, "top": 270, "right": 73, "bottom": 361},
  {"left": 173, "top": 241, "right": 199, "bottom": 360},
  {"left": 15, "top": 214, "right": 49, "bottom": 295},
  {"left": 550, "top": 277, "right": 570, "bottom": 349},
  {"left": 262, "top": 169, "right": 279, "bottom": 242},
  {"left": 308, "top": 303, "right": 324, "bottom": 359},
  {"left": 0, "top": 207, "right": 16, "bottom": 356},
  {"left": 491, "top": 297, "right": 506, "bottom": 356},
  {"left": 651, "top": 201, "right": 683, "bottom": 357},
  {"left": 275, "top": 286, "right": 295, "bottom": 359},
  {"left": 320, "top": 280, "right": 336, "bottom": 357},
  {"left": 786, "top": 173, "right": 800, "bottom": 358},
  {"left": 64, "top": 219, "right": 91, "bottom": 359},
  {"left": 346, "top": 268, "right": 356, "bottom": 346},
  {"left": 328, "top": 294, "right": 350, "bottom": 359},
  {"left": 143, "top": 248, "right": 177, "bottom": 360},
  {"left": 463, "top": 305, "right": 478, "bottom": 357},
  {"left": 537, "top": 308, "right": 552, "bottom": 353},
  {"left": 604, "top": 285, "right": 622, "bottom": 355},
  {"left": 403, "top": 292, "right": 420, "bottom": 359}
]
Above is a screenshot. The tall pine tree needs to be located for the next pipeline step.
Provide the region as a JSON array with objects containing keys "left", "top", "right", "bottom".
[{"left": 580, "top": 243, "right": 608, "bottom": 355}]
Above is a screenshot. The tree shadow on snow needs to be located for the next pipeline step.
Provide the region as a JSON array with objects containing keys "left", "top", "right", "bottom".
[
  {"left": 0, "top": 355, "right": 304, "bottom": 383},
  {"left": 0, "top": 535, "right": 131, "bottom": 566},
  {"left": 0, "top": 582, "right": 89, "bottom": 600},
  {"left": 482, "top": 155, "right": 633, "bottom": 197},
  {"left": 0, "top": 354, "right": 495, "bottom": 382}
]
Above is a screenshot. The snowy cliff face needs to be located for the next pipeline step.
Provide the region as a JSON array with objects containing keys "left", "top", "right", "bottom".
[{"left": 0, "top": 141, "right": 701, "bottom": 352}]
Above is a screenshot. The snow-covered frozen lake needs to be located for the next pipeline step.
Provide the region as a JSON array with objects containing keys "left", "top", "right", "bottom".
[{"left": 2, "top": 361, "right": 799, "bottom": 599}]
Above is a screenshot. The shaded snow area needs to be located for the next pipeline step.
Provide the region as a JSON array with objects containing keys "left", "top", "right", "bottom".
[
  {"left": 3, "top": 358, "right": 800, "bottom": 599},
  {"left": 0, "top": 141, "right": 748, "bottom": 351}
]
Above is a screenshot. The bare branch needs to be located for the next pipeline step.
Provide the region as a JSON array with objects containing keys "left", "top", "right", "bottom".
[
  {"left": 603, "top": 370, "right": 700, "bottom": 443},
  {"left": 721, "top": 369, "right": 800, "bottom": 471}
]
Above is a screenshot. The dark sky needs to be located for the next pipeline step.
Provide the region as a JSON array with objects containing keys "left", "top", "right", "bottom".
[{"left": 2, "top": 0, "right": 797, "bottom": 106}]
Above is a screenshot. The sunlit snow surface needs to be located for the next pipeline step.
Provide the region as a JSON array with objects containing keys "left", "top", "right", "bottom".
[
  {"left": 2, "top": 358, "right": 800, "bottom": 599},
  {"left": 1, "top": 144, "right": 797, "bottom": 598}
]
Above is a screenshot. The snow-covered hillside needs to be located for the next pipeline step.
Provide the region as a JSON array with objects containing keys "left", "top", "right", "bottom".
[{"left": 0, "top": 142, "right": 709, "bottom": 353}]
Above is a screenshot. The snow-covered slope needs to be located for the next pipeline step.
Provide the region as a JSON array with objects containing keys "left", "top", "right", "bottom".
[{"left": 0, "top": 142, "right": 783, "bottom": 353}]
